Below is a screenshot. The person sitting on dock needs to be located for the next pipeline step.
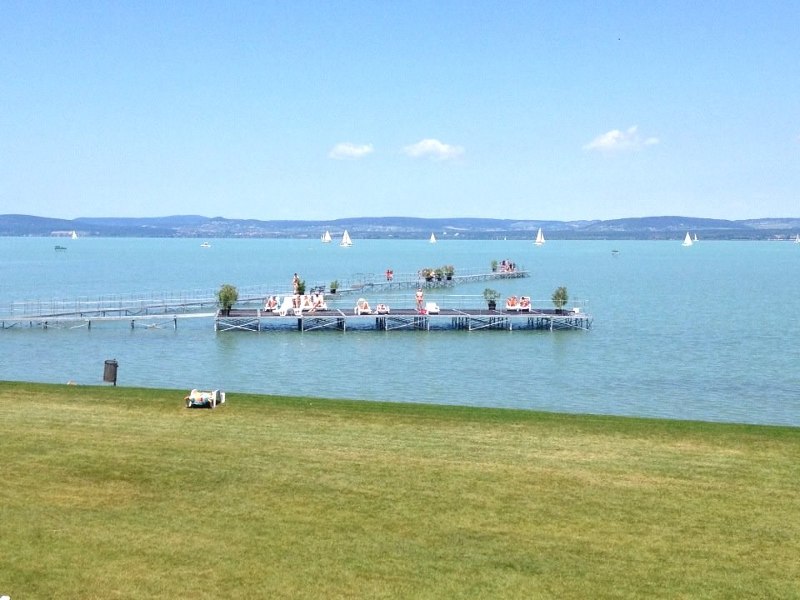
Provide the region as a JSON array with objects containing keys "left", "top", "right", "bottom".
[
  {"left": 265, "top": 296, "right": 278, "bottom": 311},
  {"left": 415, "top": 287, "right": 424, "bottom": 311},
  {"left": 301, "top": 295, "right": 314, "bottom": 312},
  {"left": 506, "top": 295, "right": 518, "bottom": 310},
  {"left": 519, "top": 296, "right": 531, "bottom": 311},
  {"left": 311, "top": 293, "right": 326, "bottom": 311},
  {"left": 355, "top": 298, "right": 371, "bottom": 315}
]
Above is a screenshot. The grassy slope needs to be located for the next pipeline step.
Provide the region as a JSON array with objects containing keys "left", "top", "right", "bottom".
[{"left": 1, "top": 381, "right": 799, "bottom": 599}]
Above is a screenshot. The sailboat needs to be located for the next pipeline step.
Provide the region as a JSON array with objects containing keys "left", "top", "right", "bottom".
[
  {"left": 321, "top": 230, "right": 332, "bottom": 243},
  {"left": 682, "top": 232, "right": 693, "bottom": 247},
  {"left": 429, "top": 233, "right": 437, "bottom": 244},
  {"left": 794, "top": 234, "right": 800, "bottom": 245},
  {"left": 70, "top": 230, "right": 78, "bottom": 240},
  {"left": 534, "top": 228, "right": 545, "bottom": 246},
  {"left": 693, "top": 233, "right": 699, "bottom": 242},
  {"left": 340, "top": 230, "right": 353, "bottom": 247}
]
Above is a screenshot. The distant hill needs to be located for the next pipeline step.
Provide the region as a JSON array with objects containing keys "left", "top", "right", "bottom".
[{"left": 1, "top": 214, "right": 799, "bottom": 240}]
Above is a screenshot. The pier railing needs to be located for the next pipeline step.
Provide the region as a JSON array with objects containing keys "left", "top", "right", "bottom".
[{"left": 5, "top": 268, "right": 530, "bottom": 320}]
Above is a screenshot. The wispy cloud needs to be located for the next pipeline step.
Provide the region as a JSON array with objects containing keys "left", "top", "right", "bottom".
[
  {"left": 583, "top": 126, "right": 659, "bottom": 153},
  {"left": 328, "top": 142, "right": 374, "bottom": 160},
  {"left": 403, "top": 138, "right": 464, "bottom": 160}
]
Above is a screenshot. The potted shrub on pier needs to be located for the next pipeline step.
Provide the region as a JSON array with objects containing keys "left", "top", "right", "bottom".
[
  {"left": 434, "top": 267, "right": 445, "bottom": 282},
  {"left": 421, "top": 268, "right": 434, "bottom": 282},
  {"left": 443, "top": 265, "right": 455, "bottom": 280},
  {"left": 483, "top": 288, "right": 500, "bottom": 311},
  {"left": 217, "top": 283, "right": 239, "bottom": 316},
  {"left": 491, "top": 260, "right": 498, "bottom": 272},
  {"left": 551, "top": 286, "right": 568, "bottom": 314},
  {"left": 297, "top": 279, "right": 306, "bottom": 295},
  {"left": 330, "top": 280, "right": 339, "bottom": 294}
]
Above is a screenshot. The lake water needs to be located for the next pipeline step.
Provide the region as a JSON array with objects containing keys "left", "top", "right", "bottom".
[{"left": 2, "top": 236, "right": 799, "bottom": 426}]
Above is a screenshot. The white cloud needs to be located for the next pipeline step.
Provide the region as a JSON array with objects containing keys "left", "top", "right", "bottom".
[
  {"left": 328, "top": 142, "right": 374, "bottom": 160},
  {"left": 583, "top": 126, "right": 659, "bottom": 153},
  {"left": 403, "top": 138, "right": 465, "bottom": 160}
]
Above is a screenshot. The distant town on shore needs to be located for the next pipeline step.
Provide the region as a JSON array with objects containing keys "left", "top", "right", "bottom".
[{"left": 2, "top": 213, "right": 800, "bottom": 240}]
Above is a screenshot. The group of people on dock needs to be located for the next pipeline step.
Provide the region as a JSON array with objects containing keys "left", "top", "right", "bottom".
[
  {"left": 273, "top": 273, "right": 549, "bottom": 316},
  {"left": 498, "top": 259, "right": 517, "bottom": 273},
  {"left": 360, "top": 287, "right": 426, "bottom": 314},
  {"left": 505, "top": 295, "right": 531, "bottom": 310},
  {"left": 264, "top": 292, "right": 327, "bottom": 314}
]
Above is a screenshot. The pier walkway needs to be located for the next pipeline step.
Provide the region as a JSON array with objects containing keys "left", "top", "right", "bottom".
[{"left": 0, "top": 268, "right": 532, "bottom": 330}]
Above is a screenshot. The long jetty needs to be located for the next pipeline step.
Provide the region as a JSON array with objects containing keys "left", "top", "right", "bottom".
[{"left": 0, "top": 268, "right": 552, "bottom": 331}]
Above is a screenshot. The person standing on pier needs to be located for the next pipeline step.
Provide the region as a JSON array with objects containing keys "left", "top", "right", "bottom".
[
  {"left": 415, "top": 287, "right": 424, "bottom": 311},
  {"left": 292, "top": 273, "right": 300, "bottom": 295}
]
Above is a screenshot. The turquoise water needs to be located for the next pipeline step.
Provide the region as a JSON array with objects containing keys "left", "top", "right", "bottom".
[{"left": 2, "top": 237, "right": 799, "bottom": 426}]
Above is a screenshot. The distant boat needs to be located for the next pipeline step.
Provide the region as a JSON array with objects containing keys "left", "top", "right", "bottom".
[
  {"left": 694, "top": 233, "right": 699, "bottom": 242},
  {"left": 794, "top": 234, "right": 800, "bottom": 244},
  {"left": 340, "top": 230, "right": 353, "bottom": 247},
  {"left": 682, "top": 232, "right": 693, "bottom": 247},
  {"left": 70, "top": 230, "right": 78, "bottom": 240},
  {"left": 200, "top": 241, "right": 211, "bottom": 248},
  {"left": 429, "top": 233, "right": 437, "bottom": 244},
  {"left": 611, "top": 249, "right": 619, "bottom": 256},
  {"left": 534, "top": 228, "right": 545, "bottom": 246},
  {"left": 321, "top": 230, "right": 332, "bottom": 243},
  {"left": 54, "top": 245, "right": 67, "bottom": 251}
]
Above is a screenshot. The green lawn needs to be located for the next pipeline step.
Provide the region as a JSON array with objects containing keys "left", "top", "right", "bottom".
[{"left": 2, "top": 381, "right": 799, "bottom": 599}]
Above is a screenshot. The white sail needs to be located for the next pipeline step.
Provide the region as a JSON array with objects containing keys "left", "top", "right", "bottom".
[
  {"left": 794, "top": 234, "right": 800, "bottom": 244},
  {"left": 71, "top": 230, "right": 78, "bottom": 240},
  {"left": 682, "top": 232, "right": 693, "bottom": 247},
  {"left": 321, "top": 230, "right": 332, "bottom": 243},
  {"left": 340, "top": 230, "right": 353, "bottom": 247},
  {"left": 534, "top": 228, "right": 545, "bottom": 246},
  {"left": 694, "top": 233, "right": 698, "bottom": 242},
  {"left": 429, "top": 233, "right": 437, "bottom": 244}
]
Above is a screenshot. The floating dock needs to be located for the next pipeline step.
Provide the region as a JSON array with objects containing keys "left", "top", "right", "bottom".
[{"left": 216, "top": 307, "right": 592, "bottom": 332}]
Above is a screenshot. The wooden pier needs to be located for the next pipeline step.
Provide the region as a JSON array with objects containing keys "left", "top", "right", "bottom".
[{"left": 215, "top": 307, "right": 592, "bottom": 333}]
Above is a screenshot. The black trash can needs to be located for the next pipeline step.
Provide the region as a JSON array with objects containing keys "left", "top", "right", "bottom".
[{"left": 103, "top": 359, "right": 118, "bottom": 386}]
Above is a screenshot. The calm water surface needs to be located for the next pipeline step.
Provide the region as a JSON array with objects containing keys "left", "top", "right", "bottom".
[{"left": 1, "top": 237, "right": 798, "bottom": 426}]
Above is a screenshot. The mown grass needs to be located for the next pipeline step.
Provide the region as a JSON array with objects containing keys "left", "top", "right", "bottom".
[{"left": 1, "top": 381, "right": 799, "bottom": 599}]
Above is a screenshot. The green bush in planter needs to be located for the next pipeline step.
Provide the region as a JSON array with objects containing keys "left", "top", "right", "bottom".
[
  {"left": 552, "top": 286, "right": 568, "bottom": 313},
  {"left": 217, "top": 284, "right": 239, "bottom": 314}
]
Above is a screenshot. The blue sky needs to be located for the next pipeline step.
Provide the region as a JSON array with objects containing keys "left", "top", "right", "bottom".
[{"left": 1, "top": 1, "right": 798, "bottom": 221}]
